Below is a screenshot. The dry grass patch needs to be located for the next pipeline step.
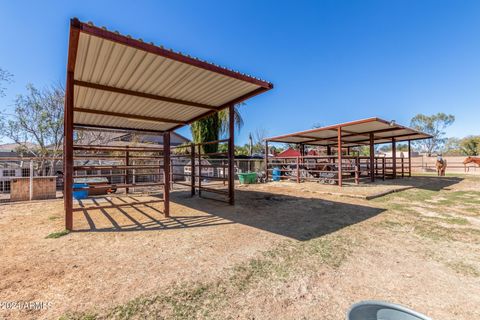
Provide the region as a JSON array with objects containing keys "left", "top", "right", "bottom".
[{"left": 62, "top": 235, "right": 351, "bottom": 320}]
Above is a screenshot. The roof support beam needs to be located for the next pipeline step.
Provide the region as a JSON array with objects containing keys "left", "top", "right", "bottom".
[
  {"left": 350, "top": 132, "right": 423, "bottom": 145},
  {"left": 74, "top": 124, "right": 166, "bottom": 134},
  {"left": 271, "top": 127, "right": 409, "bottom": 145},
  {"left": 169, "top": 86, "right": 270, "bottom": 132},
  {"left": 269, "top": 124, "right": 406, "bottom": 143},
  {"left": 74, "top": 80, "right": 218, "bottom": 110},
  {"left": 74, "top": 107, "right": 186, "bottom": 125}
]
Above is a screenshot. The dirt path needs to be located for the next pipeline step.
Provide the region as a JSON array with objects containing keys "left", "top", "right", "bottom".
[{"left": 0, "top": 175, "right": 478, "bottom": 319}]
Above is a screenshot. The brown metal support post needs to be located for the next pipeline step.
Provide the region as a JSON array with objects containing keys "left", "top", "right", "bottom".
[
  {"left": 163, "top": 132, "right": 170, "bottom": 217},
  {"left": 228, "top": 104, "right": 235, "bottom": 205},
  {"left": 125, "top": 146, "right": 130, "bottom": 194},
  {"left": 265, "top": 141, "right": 269, "bottom": 181},
  {"left": 392, "top": 138, "right": 397, "bottom": 179},
  {"left": 337, "top": 127, "right": 343, "bottom": 187},
  {"left": 408, "top": 140, "right": 412, "bottom": 177},
  {"left": 327, "top": 145, "right": 332, "bottom": 156},
  {"left": 64, "top": 71, "right": 74, "bottom": 230},
  {"left": 190, "top": 143, "right": 195, "bottom": 196},
  {"left": 369, "top": 133, "right": 375, "bottom": 182}
]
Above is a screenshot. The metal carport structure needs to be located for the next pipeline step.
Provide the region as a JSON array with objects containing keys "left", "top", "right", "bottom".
[
  {"left": 64, "top": 18, "right": 273, "bottom": 230},
  {"left": 265, "top": 118, "right": 431, "bottom": 186}
]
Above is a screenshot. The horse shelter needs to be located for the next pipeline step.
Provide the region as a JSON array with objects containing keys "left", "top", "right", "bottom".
[
  {"left": 264, "top": 118, "right": 431, "bottom": 186},
  {"left": 63, "top": 18, "right": 273, "bottom": 230}
]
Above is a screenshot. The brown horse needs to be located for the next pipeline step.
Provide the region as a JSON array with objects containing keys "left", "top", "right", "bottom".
[
  {"left": 436, "top": 159, "right": 447, "bottom": 176},
  {"left": 463, "top": 156, "right": 480, "bottom": 172}
]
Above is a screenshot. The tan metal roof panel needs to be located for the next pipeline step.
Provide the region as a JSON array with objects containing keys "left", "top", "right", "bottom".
[
  {"left": 67, "top": 19, "right": 273, "bottom": 132},
  {"left": 266, "top": 117, "right": 432, "bottom": 146}
]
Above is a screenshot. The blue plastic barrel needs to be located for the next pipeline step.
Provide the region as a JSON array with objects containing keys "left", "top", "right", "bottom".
[
  {"left": 72, "top": 183, "right": 89, "bottom": 200},
  {"left": 272, "top": 167, "right": 281, "bottom": 181}
]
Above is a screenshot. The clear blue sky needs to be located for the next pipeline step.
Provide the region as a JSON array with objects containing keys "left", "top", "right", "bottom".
[{"left": 1, "top": 0, "right": 479, "bottom": 145}]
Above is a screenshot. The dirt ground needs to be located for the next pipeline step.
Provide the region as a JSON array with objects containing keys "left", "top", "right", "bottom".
[{"left": 0, "top": 175, "right": 479, "bottom": 319}]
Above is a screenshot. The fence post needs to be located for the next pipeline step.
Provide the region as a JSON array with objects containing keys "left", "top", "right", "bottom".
[
  {"left": 190, "top": 143, "right": 195, "bottom": 196},
  {"left": 29, "top": 160, "right": 34, "bottom": 200},
  {"left": 382, "top": 157, "right": 386, "bottom": 180},
  {"left": 296, "top": 156, "right": 300, "bottom": 183},
  {"left": 265, "top": 141, "right": 269, "bottom": 181},
  {"left": 355, "top": 156, "right": 359, "bottom": 184},
  {"left": 392, "top": 138, "right": 397, "bottom": 178},
  {"left": 401, "top": 157, "right": 404, "bottom": 178},
  {"left": 408, "top": 140, "right": 412, "bottom": 177},
  {"left": 132, "top": 166, "right": 136, "bottom": 193},
  {"left": 223, "top": 159, "right": 226, "bottom": 186},
  {"left": 125, "top": 146, "right": 129, "bottom": 194},
  {"left": 198, "top": 145, "right": 202, "bottom": 198}
]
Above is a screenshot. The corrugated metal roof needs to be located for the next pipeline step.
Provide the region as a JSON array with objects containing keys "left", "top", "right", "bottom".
[
  {"left": 266, "top": 118, "right": 432, "bottom": 147},
  {"left": 68, "top": 19, "right": 273, "bottom": 132}
]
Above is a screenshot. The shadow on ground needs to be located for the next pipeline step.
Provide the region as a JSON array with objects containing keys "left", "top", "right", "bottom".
[
  {"left": 73, "top": 189, "right": 385, "bottom": 241},
  {"left": 359, "top": 175, "right": 463, "bottom": 192}
]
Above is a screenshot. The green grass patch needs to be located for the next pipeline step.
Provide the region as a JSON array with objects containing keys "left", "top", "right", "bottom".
[
  {"left": 414, "top": 222, "right": 480, "bottom": 243},
  {"left": 442, "top": 217, "right": 470, "bottom": 225},
  {"left": 447, "top": 261, "right": 480, "bottom": 277},
  {"left": 414, "top": 224, "right": 456, "bottom": 241},
  {"left": 48, "top": 215, "right": 60, "bottom": 220},
  {"left": 377, "top": 220, "right": 406, "bottom": 229},
  {"left": 59, "top": 314, "right": 97, "bottom": 320},
  {"left": 45, "top": 230, "right": 70, "bottom": 239}
]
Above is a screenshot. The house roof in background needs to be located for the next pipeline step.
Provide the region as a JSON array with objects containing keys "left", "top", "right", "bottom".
[
  {"left": 276, "top": 148, "right": 301, "bottom": 158},
  {"left": 0, "top": 142, "right": 38, "bottom": 152}
]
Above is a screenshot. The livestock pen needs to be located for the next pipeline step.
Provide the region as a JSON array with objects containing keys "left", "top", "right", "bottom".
[
  {"left": 265, "top": 118, "right": 432, "bottom": 186},
  {"left": 62, "top": 18, "right": 273, "bottom": 230}
]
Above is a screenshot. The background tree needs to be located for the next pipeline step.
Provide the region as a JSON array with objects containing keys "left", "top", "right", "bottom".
[
  {"left": 190, "top": 104, "right": 244, "bottom": 154},
  {"left": 410, "top": 113, "right": 455, "bottom": 155},
  {"left": 0, "top": 67, "right": 13, "bottom": 97},
  {"left": 251, "top": 128, "right": 268, "bottom": 155},
  {"left": 442, "top": 137, "right": 462, "bottom": 156},
  {"left": 0, "top": 84, "right": 64, "bottom": 174},
  {"left": 459, "top": 136, "right": 480, "bottom": 156}
]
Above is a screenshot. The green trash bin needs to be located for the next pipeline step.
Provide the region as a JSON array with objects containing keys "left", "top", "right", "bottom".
[{"left": 238, "top": 172, "right": 257, "bottom": 184}]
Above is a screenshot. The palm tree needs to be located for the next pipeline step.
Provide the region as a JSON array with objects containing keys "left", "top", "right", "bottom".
[{"left": 190, "top": 104, "right": 244, "bottom": 154}]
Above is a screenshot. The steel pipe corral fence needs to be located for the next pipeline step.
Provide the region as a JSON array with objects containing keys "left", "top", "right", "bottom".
[
  {"left": 266, "top": 155, "right": 410, "bottom": 185},
  {"left": 7, "top": 154, "right": 474, "bottom": 201},
  {"left": 410, "top": 155, "right": 480, "bottom": 174},
  {"left": 0, "top": 156, "right": 267, "bottom": 201}
]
